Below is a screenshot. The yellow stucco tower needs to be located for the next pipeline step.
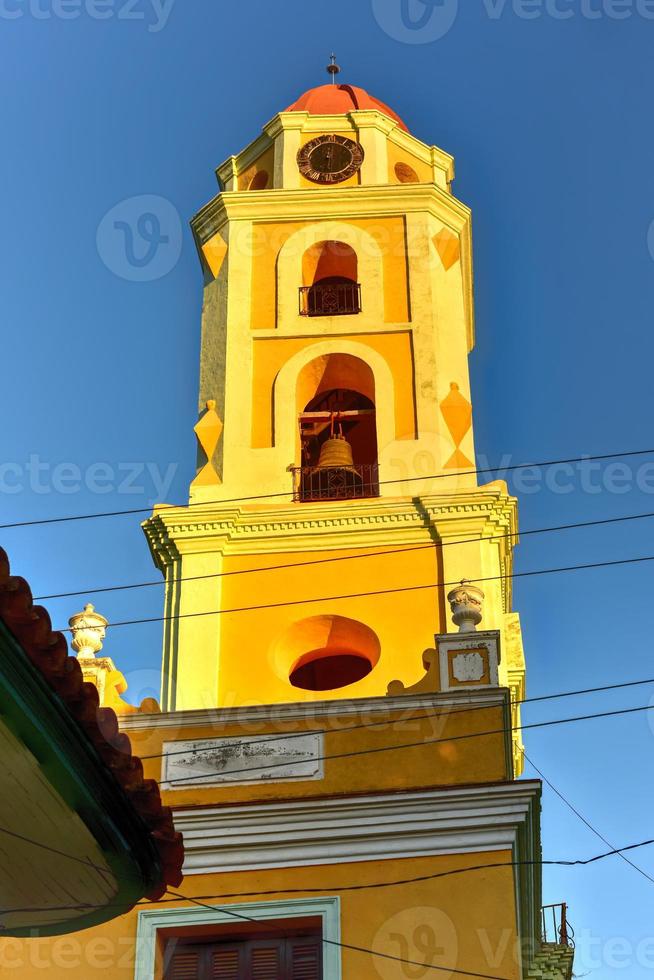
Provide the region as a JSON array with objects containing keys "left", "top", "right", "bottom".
[
  {"left": 9, "top": 74, "right": 576, "bottom": 980},
  {"left": 144, "top": 78, "right": 527, "bottom": 743}
]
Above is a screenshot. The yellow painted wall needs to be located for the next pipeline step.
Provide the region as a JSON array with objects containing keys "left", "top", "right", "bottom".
[
  {"left": 127, "top": 699, "right": 508, "bottom": 811},
  {"left": 387, "top": 140, "right": 434, "bottom": 184},
  {"left": 4, "top": 93, "right": 539, "bottom": 980},
  {"left": 251, "top": 332, "right": 416, "bottom": 448},
  {"left": 214, "top": 545, "right": 442, "bottom": 709},
  {"left": 250, "top": 216, "right": 409, "bottom": 330},
  {"left": 2, "top": 852, "right": 521, "bottom": 980},
  {"left": 237, "top": 145, "right": 275, "bottom": 191}
]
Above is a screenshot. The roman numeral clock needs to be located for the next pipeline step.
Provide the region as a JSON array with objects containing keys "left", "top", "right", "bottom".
[{"left": 297, "top": 134, "right": 364, "bottom": 184}]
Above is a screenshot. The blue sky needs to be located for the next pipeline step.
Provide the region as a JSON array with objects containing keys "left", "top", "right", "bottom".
[{"left": 2, "top": 1, "right": 654, "bottom": 975}]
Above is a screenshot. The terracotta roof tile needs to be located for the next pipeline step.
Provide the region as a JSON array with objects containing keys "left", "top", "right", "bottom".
[{"left": 0, "top": 546, "right": 184, "bottom": 903}]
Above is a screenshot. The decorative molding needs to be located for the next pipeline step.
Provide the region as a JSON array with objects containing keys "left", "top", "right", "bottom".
[
  {"left": 189, "top": 181, "right": 475, "bottom": 349},
  {"left": 217, "top": 129, "right": 274, "bottom": 184},
  {"left": 438, "top": 631, "right": 501, "bottom": 692},
  {"left": 452, "top": 652, "right": 485, "bottom": 682},
  {"left": 192, "top": 183, "right": 470, "bottom": 245},
  {"left": 161, "top": 732, "right": 324, "bottom": 789},
  {"left": 135, "top": 896, "right": 341, "bottom": 980},
  {"left": 214, "top": 105, "right": 452, "bottom": 190},
  {"left": 120, "top": 687, "right": 507, "bottom": 734},
  {"left": 191, "top": 400, "right": 224, "bottom": 487},
  {"left": 142, "top": 489, "right": 518, "bottom": 562},
  {"left": 172, "top": 782, "right": 541, "bottom": 875}
]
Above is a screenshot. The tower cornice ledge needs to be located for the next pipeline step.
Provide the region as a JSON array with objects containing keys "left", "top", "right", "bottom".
[
  {"left": 120, "top": 686, "right": 509, "bottom": 733},
  {"left": 191, "top": 183, "right": 471, "bottom": 245},
  {"left": 215, "top": 109, "right": 454, "bottom": 189},
  {"left": 142, "top": 487, "right": 518, "bottom": 565}
]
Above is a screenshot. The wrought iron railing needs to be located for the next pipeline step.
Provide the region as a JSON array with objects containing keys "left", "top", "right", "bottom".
[
  {"left": 291, "top": 464, "right": 379, "bottom": 502},
  {"left": 299, "top": 281, "right": 362, "bottom": 317},
  {"left": 541, "top": 903, "right": 574, "bottom": 948}
]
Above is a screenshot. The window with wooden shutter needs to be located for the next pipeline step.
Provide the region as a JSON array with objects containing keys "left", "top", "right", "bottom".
[
  {"left": 250, "top": 939, "right": 284, "bottom": 979},
  {"left": 210, "top": 945, "right": 242, "bottom": 979},
  {"left": 289, "top": 936, "right": 321, "bottom": 980},
  {"left": 164, "top": 929, "right": 322, "bottom": 980},
  {"left": 166, "top": 947, "right": 203, "bottom": 979}
]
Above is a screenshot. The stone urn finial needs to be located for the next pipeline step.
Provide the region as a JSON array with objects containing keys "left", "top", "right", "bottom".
[
  {"left": 447, "top": 580, "right": 484, "bottom": 633},
  {"left": 69, "top": 603, "right": 108, "bottom": 659}
]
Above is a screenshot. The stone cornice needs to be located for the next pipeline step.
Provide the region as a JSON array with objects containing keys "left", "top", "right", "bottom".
[
  {"left": 215, "top": 129, "right": 274, "bottom": 188},
  {"left": 214, "top": 109, "right": 454, "bottom": 189},
  {"left": 120, "top": 686, "right": 508, "bottom": 734},
  {"left": 142, "top": 488, "right": 518, "bottom": 562},
  {"left": 191, "top": 182, "right": 471, "bottom": 244},
  {"left": 171, "top": 780, "right": 541, "bottom": 875}
]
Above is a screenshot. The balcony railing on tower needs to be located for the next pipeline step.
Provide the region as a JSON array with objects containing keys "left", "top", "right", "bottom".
[
  {"left": 299, "top": 280, "right": 362, "bottom": 317},
  {"left": 541, "top": 904, "right": 575, "bottom": 948},
  {"left": 291, "top": 462, "right": 379, "bottom": 502}
]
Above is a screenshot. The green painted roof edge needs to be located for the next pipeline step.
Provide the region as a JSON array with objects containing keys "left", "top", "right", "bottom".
[{"left": 0, "top": 619, "right": 162, "bottom": 937}]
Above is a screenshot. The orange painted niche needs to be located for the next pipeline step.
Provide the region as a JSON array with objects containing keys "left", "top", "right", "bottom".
[{"left": 272, "top": 615, "right": 381, "bottom": 692}]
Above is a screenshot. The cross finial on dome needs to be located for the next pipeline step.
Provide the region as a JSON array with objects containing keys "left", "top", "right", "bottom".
[{"left": 327, "top": 53, "right": 340, "bottom": 85}]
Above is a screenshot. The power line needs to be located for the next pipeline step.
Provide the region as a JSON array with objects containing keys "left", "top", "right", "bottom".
[
  {"left": 4, "top": 838, "right": 654, "bottom": 917},
  {"left": 164, "top": 702, "right": 654, "bottom": 784},
  {"left": 0, "top": 826, "right": 110, "bottom": 876},
  {"left": 166, "top": 889, "right": 512, "bottom": 980},
  {"left": 522, "top": 749, "right": 654, "bottom": 886},
  {"left": 34, "top": 508, "right": 654, "bottom": 603},
  {"left": 56, "top": 552, "right": 654, "bottom": 632},
  {"left": 141, "top": 674, "right": 654, "bottom": 762},
  {"left": 4, "top": 445, "right": 654, "bottom": 532}
]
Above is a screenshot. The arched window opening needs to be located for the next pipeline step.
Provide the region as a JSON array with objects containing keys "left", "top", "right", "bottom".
[
  {"left": 299, "top": 241, "right": 361, "bottom": 317},
  {"left": 276, "top": 615, "right": 380, "bottom": 692},
  {"left": 394, "top": 161, "right": 419, "bottom": 183},
  {"left": 290, "top": 649, "right": 373, "bottom": 690},
  {"left": 248, "top": 170, "right": 269, "bottom": 190},
  {"left": 295, "top": 386, "right": 379, "bottom": 502}
]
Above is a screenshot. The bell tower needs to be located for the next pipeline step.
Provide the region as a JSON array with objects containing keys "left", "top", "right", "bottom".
[{"left": 144, "top": 73, "right": 526, "bottom": 745}]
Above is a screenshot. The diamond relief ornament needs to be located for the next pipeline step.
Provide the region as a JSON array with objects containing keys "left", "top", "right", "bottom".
[
  {"left": 439, "top": 382, "right": 473, "bottom": 469},
  {"left": 192, "top": 399, "right": 223, "bottom": 486},
  {"left": 433, "top": 227, "right": 460, "bottom": 270}
]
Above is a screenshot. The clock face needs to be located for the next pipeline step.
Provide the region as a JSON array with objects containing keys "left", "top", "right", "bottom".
[{"left": 297, "top": 135, "right": 364, "bottom": 184}]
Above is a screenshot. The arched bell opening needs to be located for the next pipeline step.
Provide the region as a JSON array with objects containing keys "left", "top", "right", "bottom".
[
  {"left": 293, "top": 353, "right": 380, "bottom": 502},
  {"left": 273, "top": 615, "right": 381, "bottom": 693},
  {"left": 290, "top": 649, "right": 373, "bottom": 691},
  {"left": 299, "top": 241, "right": 361, "bottom": 317}
]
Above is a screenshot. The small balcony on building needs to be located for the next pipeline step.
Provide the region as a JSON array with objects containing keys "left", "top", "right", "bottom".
[
  {"left": 299, "top": 279, "right": 362, "bottom": 317},
  {"left": 541, "top": 903, "right": 575, "bottom": 949},
  {"left": 292, "top": 461, "right": 379, "bottom": 502},
  {"left": 299, "top": 240, "right": 361, "bottom": 317},
  {"left": 293, "top": 383, "right": 380, "bottom": 503}
]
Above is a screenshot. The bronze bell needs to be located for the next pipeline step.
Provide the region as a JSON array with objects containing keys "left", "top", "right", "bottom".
[
  {"left": 316, "top": 432, "right": 357, "bottom": 471},
  {"left": 309, "top": 428, "right": 364, "bottom": 499}
]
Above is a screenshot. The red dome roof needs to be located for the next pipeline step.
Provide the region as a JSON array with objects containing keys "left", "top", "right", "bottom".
[{"left": 286, "top": 84, "right": 409, "bottom": 132}]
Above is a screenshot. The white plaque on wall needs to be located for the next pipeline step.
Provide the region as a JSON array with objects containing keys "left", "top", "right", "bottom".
[{"left": 161, "top": 732, "right": 324, "bottom": 788}]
